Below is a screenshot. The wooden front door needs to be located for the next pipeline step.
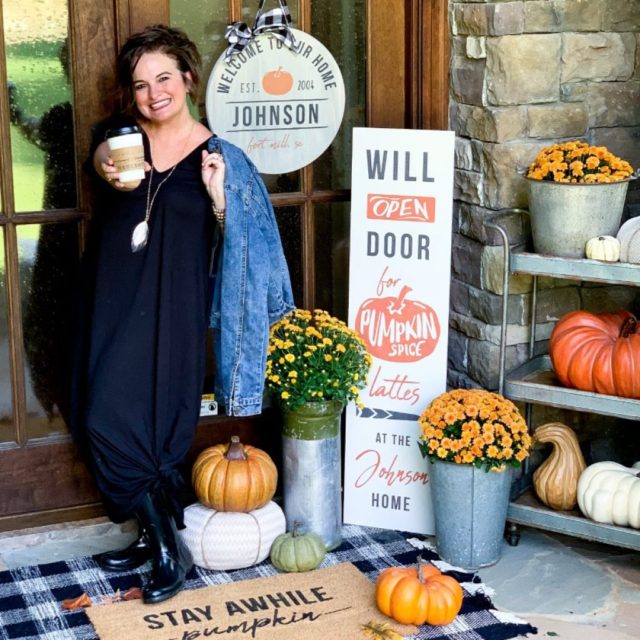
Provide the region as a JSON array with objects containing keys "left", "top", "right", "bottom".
[{"left": 0, "top": 0, "right": 447, "bottom": 531}]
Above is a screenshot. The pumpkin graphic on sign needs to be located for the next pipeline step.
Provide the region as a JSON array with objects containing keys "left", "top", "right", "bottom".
[
  {"left": 355, "top": 286, "right": 440, "bottom": 363},
  {"left": 262, "top": 66, "right": 294, "bottom": 95}
]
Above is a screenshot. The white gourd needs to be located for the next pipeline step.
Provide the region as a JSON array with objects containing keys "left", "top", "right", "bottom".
[
  {"left": 180, "top": 500, "right": 286, "bottom": 570},
  {"left": 577, "top": 461, "right": 640, "bottom": 529},
  {"left": 585, "top": 235, "right": 620, "bottom": 262}
]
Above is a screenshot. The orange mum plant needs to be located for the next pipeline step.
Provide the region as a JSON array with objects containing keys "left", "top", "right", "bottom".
[
  {"left": 526, "top": 140, "right": 634, "bottom": 184},
  {"left": 417, "top": 389, "right": 532, "bottom": 472}
]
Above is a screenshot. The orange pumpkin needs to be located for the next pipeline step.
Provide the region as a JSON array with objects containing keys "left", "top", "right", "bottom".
[
  {"left": 262, "top": 67, "right": 294, "bottom": 95},
  {"left": 192, "top": 436, "right": 278, "bottom": 512},
  {"left": 549, "top": 310, "right": 640, "bottom": 398},
  {"left": 375, "top": 557, "right": 463, "bottom": 626}
]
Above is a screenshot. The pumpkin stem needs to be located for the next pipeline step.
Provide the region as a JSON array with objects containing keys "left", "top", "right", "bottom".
[
  {"left": 225, "top": 435, "right": 247, "bottom": 461},
  {"left": 416, "top": 555, "right": 428, "bottom": 584},
  {"left": 620, "top": 316, "right": 638, "bottom": 338},
  {"left": 292, "top": 520, "right": 304, "bottom": 537}
]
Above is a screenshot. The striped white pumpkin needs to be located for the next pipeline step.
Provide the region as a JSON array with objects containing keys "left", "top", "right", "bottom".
[
  {"left": 180, "top": 501, "right": 285, "bottom": 570},
  {"left": 577, "top": 462, "right": 640, "bottom": 529},
  {"left": 617, "top": 216, "right": 640, "bottom": 264}
]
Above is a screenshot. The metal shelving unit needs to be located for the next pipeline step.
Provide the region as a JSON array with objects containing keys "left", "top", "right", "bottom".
[{"left": 486, "top": 216, "right": 640, "bottom": 550}]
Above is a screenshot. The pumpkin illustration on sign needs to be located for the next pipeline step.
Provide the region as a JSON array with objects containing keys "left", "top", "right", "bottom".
[
  {"left": 355, "top": 286, "right": 440, "bottom": 362},
  {"left": 262, "top": 66, "right": 294, "bottom": 95}
]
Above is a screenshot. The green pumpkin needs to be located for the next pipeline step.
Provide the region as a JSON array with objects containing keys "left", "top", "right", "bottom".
[{"left": 270, "top": 523, "right": 326, "bottom": 572}]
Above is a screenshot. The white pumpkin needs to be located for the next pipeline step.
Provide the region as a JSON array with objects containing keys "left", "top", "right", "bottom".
[
  {"left": 180, "top": 500, "right": 285, "bottom": 570},
  {"left": 616, "top": 216, "right": 640, "bottom": 264},
  {"left": 577, "top": 461, "right": 640, "bottom": 529},
  {"left": 585, "top": 235, "right": 620, "bottom": 262}
]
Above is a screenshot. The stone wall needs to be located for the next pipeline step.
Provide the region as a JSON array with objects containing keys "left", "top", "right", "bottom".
[{"left": 448, "top": 0, "right": 640, "bottom": 390}]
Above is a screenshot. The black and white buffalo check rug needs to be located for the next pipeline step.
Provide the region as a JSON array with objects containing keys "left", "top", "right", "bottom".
[{"left": 0, "top": 525, "right": 537, "bottom": 640}]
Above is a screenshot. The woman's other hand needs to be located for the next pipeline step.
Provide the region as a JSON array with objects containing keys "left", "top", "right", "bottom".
[{"left": 201, "top": 149, "right": 226, "bottom": 209}]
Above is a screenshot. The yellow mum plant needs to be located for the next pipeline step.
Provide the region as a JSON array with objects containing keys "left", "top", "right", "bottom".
[
  {"left": 417, "top": 389, "right": 532, "bottom": 472},
  {"left": 526, "top": 140, "right": 634, "bottom": 184},
  {"left": 266, "top": 308, "right": 373, "bottom": 410}
]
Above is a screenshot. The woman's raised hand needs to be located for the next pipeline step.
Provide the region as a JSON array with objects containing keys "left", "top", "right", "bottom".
[{"left": 201, "top": 149, "right": 226, "bottom": 207}]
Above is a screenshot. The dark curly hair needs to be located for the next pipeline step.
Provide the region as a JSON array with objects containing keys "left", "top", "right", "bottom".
[{"left": 116, "top": 24, "right": 202, "bottom": 116}]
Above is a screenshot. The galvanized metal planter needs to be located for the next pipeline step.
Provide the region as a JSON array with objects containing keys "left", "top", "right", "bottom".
[
  {"left": 281, "top": 400, "right": 344, "bottom": 550},
  {"left": 430, "top": 460, "right": 513, "bottom": 570},
  {"left": 527, "top": 178, "right": 629, "bottom": 258}
]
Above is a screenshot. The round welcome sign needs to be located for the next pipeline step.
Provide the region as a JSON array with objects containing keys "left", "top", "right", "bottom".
[{"left": 206, "top": 28, "right": 345, "bottom": 174}]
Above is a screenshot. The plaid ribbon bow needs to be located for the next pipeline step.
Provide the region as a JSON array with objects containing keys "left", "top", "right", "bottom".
[{"left": 224, "top": 0, "right": 296, "bottom": 59}]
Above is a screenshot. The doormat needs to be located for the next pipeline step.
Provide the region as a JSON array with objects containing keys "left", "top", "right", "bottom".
[
  {"left": 0, "top": 525, "right": 537, "bottom": 640},
  {"left": 86, "top": 562, "right": 414, "bottom": 640}
]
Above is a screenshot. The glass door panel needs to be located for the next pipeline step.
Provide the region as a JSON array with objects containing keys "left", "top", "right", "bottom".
[
  {"left": 311, "top": 0, "right": 365, "bottom": 192},
  {"left": 17, "top": 222, "right": 79, "bottom": 439},
  {"left": 313, "top": 202, "right": 349, "bottom": 319},
  {"left": 0, "top": 228, "right": 14, "bottom": 444},
  {"left": 241, "top": 0, "right": 300, "bottom": 27},
  {"left": 169, "top": 0, "right": 228, "bottom": 103},
  {"left": 4, "top": 0, "right": 76, "bottom": 212},
  {"left": 274, "top": 206, "right": 303, "bottom": 305}
]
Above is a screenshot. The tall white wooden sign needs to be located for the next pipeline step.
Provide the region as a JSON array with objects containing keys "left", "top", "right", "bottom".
[{"left": 344, "top": 127, "right": 455, "bottom": 534}]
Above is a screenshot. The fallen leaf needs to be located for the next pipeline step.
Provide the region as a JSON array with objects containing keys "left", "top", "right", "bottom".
[
  {"left": 99, "top": 586, "right": 143, "bottom": 604},
  {"left": 122, "top": 587, "right": 143, "bottom": 601},
  {"left": 361, "top": 620, "right": 403, "bottom": 640},
  {"left": 99, "top": 589, "right": 121, "bottom": 605},
  {"left": 62, "top": 592, "right": 92, "bottom": 610}
]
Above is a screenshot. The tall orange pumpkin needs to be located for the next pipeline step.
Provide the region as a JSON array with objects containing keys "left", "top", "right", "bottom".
[
  {"left": 549, "top": 310, "right": 640, "bottom": 399},
  {"left": 375, "top": 557, "right": 463, "bottom": 626},
  {"left": 192, "top": 436, "right": 278, "bottom": 512}
]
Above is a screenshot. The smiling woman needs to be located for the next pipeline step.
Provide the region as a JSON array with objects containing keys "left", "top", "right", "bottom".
[{"left": 72, "top": 26, "right": 221, "bottom": 604}]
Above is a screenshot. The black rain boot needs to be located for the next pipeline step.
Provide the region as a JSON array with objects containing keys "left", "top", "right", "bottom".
[
  {"left": 136, "top": 491, "right": 193, "bottom": 604},
  {"left": 96, "top": 526, "right": 151, "bottom": 571}
]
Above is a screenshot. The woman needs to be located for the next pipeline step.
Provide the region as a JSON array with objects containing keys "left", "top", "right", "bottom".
[{"left": 72, "top": 25, "right": 226, "bottom": 604}]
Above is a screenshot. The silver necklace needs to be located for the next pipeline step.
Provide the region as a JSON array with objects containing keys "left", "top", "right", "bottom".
[{"left": 131, "top": 121, "right": 195, "bottom": 253}]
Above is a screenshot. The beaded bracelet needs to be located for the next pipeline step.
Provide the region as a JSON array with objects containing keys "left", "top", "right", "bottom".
[{"left": 212, "top": 204, "right": 226, "bottom": 231}]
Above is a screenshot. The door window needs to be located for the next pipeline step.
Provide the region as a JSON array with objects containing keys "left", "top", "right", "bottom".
[{"left": 5, "top": 0, "right": 76, "bottom": 212}]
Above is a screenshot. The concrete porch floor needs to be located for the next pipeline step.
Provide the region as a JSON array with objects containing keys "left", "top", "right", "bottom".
[{"left": 0, "top": 518, "right": 638, "bottom": 639}]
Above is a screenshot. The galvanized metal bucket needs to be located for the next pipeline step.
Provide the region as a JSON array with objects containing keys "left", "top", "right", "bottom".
[
  {"left": 430, "top": 460, "right": 513, "bottom": 570},
  {"left": 527, "top": 178, "right": 629, "bottom": 258},
  {"left": 282, "top": 400, "right": 344, "bottom": 550}
]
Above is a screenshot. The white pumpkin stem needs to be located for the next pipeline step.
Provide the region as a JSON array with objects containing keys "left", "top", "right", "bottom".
[{"left": 226, "top": 435, "right": 247, "bottom": 460}]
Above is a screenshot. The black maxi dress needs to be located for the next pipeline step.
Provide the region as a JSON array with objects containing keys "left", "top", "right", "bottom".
[{"left": 71, "top": 122, "right": 215, "bottom": 526}]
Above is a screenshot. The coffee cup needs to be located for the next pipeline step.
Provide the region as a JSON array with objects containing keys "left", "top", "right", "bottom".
[{"left": 105, "top": 125, "right": 145, "bottom": 183}]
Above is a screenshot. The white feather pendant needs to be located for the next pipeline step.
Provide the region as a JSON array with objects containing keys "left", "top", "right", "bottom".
[{"left": 131, "top": 221, "right": 149, "bottom": 252}]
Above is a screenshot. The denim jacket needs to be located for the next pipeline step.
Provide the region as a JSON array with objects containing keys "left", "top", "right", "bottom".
[{"left": 208, "top": 136, "right": 294, "bottom": 416}]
